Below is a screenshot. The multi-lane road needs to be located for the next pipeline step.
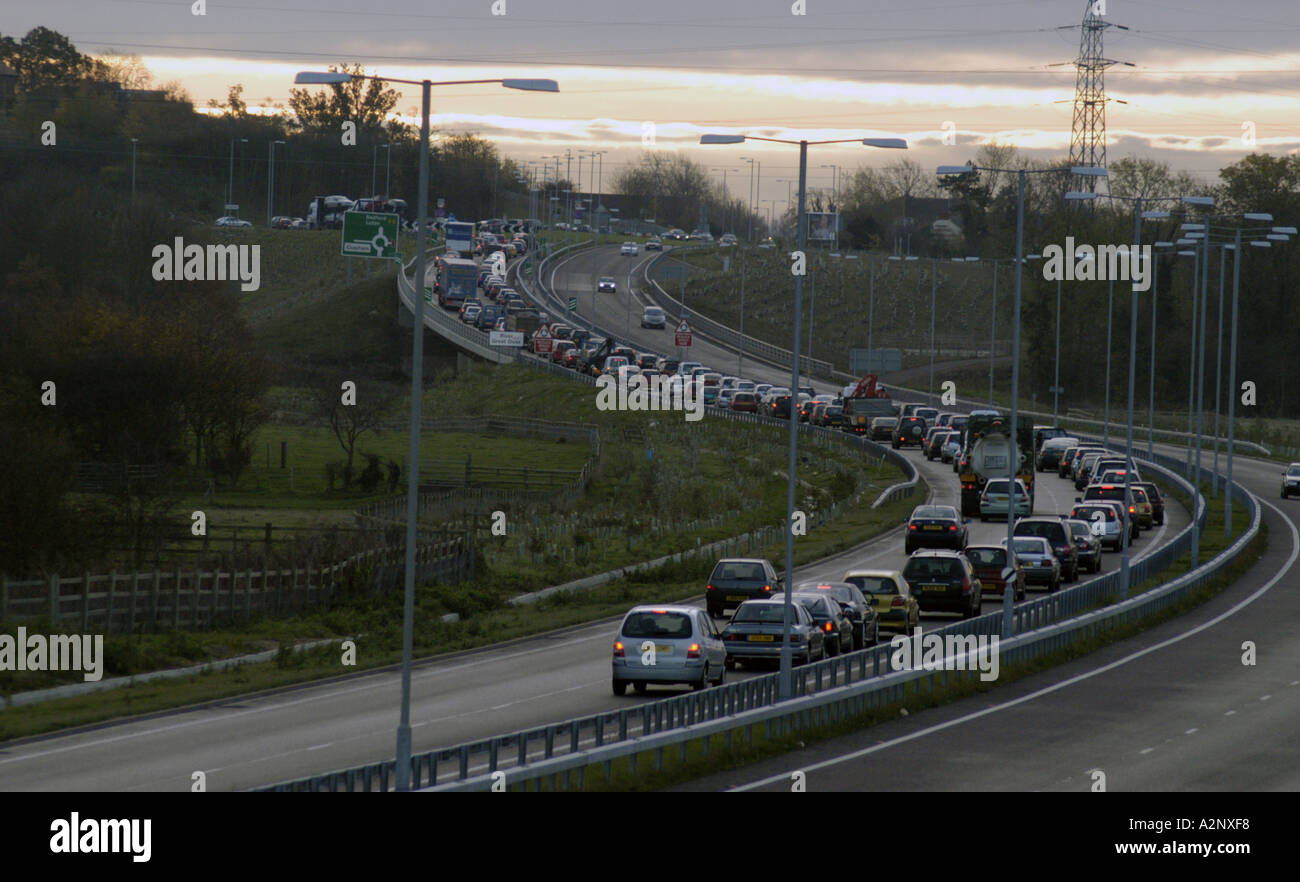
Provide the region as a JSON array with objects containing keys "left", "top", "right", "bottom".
[{"left": 0, "top": 241, "right": 1210, "bottom": 791}]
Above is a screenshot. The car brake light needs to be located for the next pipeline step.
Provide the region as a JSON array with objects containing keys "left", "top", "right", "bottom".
[
  {"left": 687, "top": 643, "right": 700, "bottom": 659},
  {"left": 1130, "top": 506, "right": 1136, "bottom": 513},
  {"left": 823, "top": 621, "right": 834, "bottom": 633},
  {"left": 948, "top": 524, "right": 957, "bottom": 531},
  {"left": 763, "top": 584, "right": 772, "bottom": 592},
  {"left": 909, "top": 524, "right": 918, "bottom": 531},
  {"left": 706, "top": 584, "right": 715, "bottom": 592},
  {"left": 613, "top": 641, "right": 624, "bottom": 657},
  {"left": 961, "top": 578, "right": 972, "bottom": 593},
  {"left": 891, "top": 596, "right": 906, "bottom": 607}
]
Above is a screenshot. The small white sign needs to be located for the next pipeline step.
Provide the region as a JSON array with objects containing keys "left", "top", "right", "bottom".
[{"left": 490, "top": 331, "right": 524, "bottom": 347}]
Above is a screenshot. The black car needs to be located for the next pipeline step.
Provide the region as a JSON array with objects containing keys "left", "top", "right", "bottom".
[
  {"left": 869, "top": 416, "right": 897, "bottom": 442},
  {"left": 1064, "top": 518, "right": 1103, "bottom": 574},
  {"left": 822, "top": 405, "right": 848, "bottom": 430},
  {"left": 792, "top": 592, "right": 856, "bottom": 657},
  {"left": 705, "top": 558, "right": 782, "bottom": 617},
  {"left": 794, "top": 581, "right": 879, "bottom": 650},
  {"left": 892, "top": 416, "right": 928, "bottom": 448},
  {"left": 902, "top": 551, "right": 982, "bottom": 618},
  {"left": 768, "top": 394, "right": 794, "bottom": 419},
  {"left": 904, "top": 504, "right": 968, "bottom": 554},
  {"left": 1134, "top": 481, "right": 1166, "bottom": 525},
  {"left": 1013, "top": 516, "right": 1080, "bottom": 582}
]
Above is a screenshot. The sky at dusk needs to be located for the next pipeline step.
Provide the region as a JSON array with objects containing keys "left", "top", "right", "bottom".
[{"left": 9, "top": 0, "right": 1299, "bottom": 204}]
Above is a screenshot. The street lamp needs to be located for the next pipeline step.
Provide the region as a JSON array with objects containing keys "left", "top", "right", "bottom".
[
  {"left": 705, "top": 131, "right": 907, "bottom": 701},
  {"left": 267, "top": 139, "right": 286, "bottom": 227},
  {"left": 130, "top": 138, "right": 138, "bottom": 201},
  {"left": 939, "top": 162, "right": 1106, "bottom": 632},
  {"left": 228, "top": 137, "right": 248, "bottom": 212},
  {"left": 295, "top": 69, "right": 557, "bottom": 792},
  {"left": 372, "top": 143, "right": 391, "bottom": 199}
]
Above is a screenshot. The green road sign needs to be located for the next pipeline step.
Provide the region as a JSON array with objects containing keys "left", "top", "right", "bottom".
[
  {"left": 423, "top": 286, "right": 433, "bottom": 303},
  {"left": 567, "top": 297, "right": 578, "bottom": 312},
  {"left": 341, "top": 210, "right": 399, "bottom": 259}
]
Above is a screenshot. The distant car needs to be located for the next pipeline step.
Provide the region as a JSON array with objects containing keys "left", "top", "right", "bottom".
[
  {"left": 721, "top": 599, "right": 825, "bottom": 667},
  {"left": 1133, "top": 481, "right": 1165, "bottom": 525},
  {"left": 791, "top": 592, "right": 856, "bottom": 656},
  {"left": 620, "top": 242, "right": 639, "bottom": 255},
  {"left": 460, "top": 303, "right": 481, "bottom": 324},
  {"left": 901, "top": 551, "right": 982, "bottom": 619},
  {"left": 795, "top": 581, "right": 879, "bottom": 649},
  {"left": 597, "top": 277, "right": 617, "bottom": 293},
  {"left": 1014, "top": 516, "right": 1080, "bottom": 582},
  {"left": 705, "top": 557, "right": 782, "bottom": 617},
  {"left": 611, "top": 605, "right": 726, "bottom": 695},
  {"left": 904, "top": 504, "right": 968, "bottom": 554},
  {"left": 1037, "top": 436, "right": 1080, "bottom": 472},
  {"left": 963, "top": 545, "right": 1025, "bottom": 601},
  {"left": 215, "top": 216, "right": 252, "bottom": 228},
  {"left": 1283, "top": 463, "right": 1300, "bottom": 498},
  {"left": 646, "top": 237, "right": 663, "bottom": 250},
  {"left": 641, "top": 305, "right": 666, "bottom": 329},
  {"left": 1065, "top": 518, "right": 1103, "bottom": 574},
  {"left": 1001, "top": 535, "right": 1060, "bottom": 591},
  {"left": 719, "top": 233, "right": 738, "bottom": 247},
  {"left": 1070, "top": 502, "right": 1124, "bottom": 551},
  {"left": 941, "top": 432, "right": 963, "bottom": 464},
  {"left": 869, "top": 416, "right": 898, "bottom": 442},
  {"left": 892, "top": 416, "right": 927, "bottom": 448},
  {"left": 730, "top": 391, "right": 759, "bottom": 413},
  {"left": 923, "top": 427, "right": 950, "bottom": 460},
  {"left": 841, "top": 569, "right": 918, "bottom": 635},
  {"left": 980, "top": 478, "right": 1032, "bottom": 521}
]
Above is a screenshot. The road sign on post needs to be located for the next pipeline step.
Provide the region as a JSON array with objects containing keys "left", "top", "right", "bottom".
[
  {"left": 533, "top": 325, "right": 553, "bottom": 354},
  {"left": 567, "top": 297, "right": 578, "bottom": 312},
  {"left": 675, "top": 319, "right": 693, "bottom": 347},
  {"left": 490, "top": 330, "right": 525, "bottom": 347},
  {"left": 342, "top": 210, "right": 399, "bottom": 258}
]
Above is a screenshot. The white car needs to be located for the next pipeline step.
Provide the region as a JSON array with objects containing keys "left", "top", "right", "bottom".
[
  {"left": 641, "top": 305, "right": 666, "bottom": 329},
  {"left": 621, "top": 242, "right": 639, "bottom": 255},
  {"left": 597, "top": 277, "right": 617, "bottom": 293},
  {"left": 215, "top": 216, "right": 252, "bottom": 228}
]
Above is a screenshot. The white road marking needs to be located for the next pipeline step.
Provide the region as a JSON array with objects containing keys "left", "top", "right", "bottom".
[{"left": 728, "top": 497, "right": 1298, "bottom": 791}]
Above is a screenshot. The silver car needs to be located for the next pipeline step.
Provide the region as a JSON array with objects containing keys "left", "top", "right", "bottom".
[
  {"left": 1001, "top": 535, "right": 1060, "bottom": 591},
  {"left": 721, "top": 599, "right": 825, "bottom": 668},
  {"left": 612, "top": 605, "right": 726, "bottom": 695}
]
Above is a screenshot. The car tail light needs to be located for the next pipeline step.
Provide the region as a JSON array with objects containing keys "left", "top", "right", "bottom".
[
  {"left": 1129, "top": 505, "right": 1136, "bottom": 513},
  {"left": 823, "top": 621, "right": 834, "bottom": 633},
  {"left": 892, "top": 596, "right": 906, "bottom": 607},
  {"left": 706, "top": 583, "right": 715, "bottom": 593},
  {"left": 687, "top": 643, "right": 701, "bottom": 659},
  {"left": 960, "top": 578, "right": 972, "bottom": 593},
  {"left": 787, "top": 633, "right": 805, "bottom": 642},
  {"left": 948, "top": 524, "right": 957, "bottom": 531},
  {"left": 763, "top": 584, "right": 772, "bottom": 592},
  {"left": 613, "top": 641, "right": 625, "bottom": 657}
]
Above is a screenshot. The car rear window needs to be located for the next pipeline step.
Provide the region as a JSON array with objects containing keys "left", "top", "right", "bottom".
[
  {"left": 622, "top": 612, "right": 693, "bottom": 638},
  {"left": 1011, "top": 539, "right": 1046, "bottom": 554},
  {"left": 1015, "top": 522, "right": 1065, "bottom": 542},
  {"left": 965, "top": 548, "right": 1006, "bottom": 567},
  {"left": 792, "top": 595, "right": 828, "bottom": 617},
  {"left": 846, "top": 575, "right": 898, "bottom": 595},
  {"left": 710, "top": 561, "right": 765, "bottom": 581},
  {"left": 732, "top": 604, "right": 787, "bottom": 624},
  {"left": 1074, "top": 506, "right": 1116, "bottom": 521},
  {"left": 903, "top": 558, "right": 963, "bottom": 580}
]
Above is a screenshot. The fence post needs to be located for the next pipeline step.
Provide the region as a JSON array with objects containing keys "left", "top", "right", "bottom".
[
  {"left": 48, "top": 574, "right": 59, "bottom": 624},
  {"left": 151, "top": 570, "right": 160, "bottom": 632},
  {"left": 173, "top": 566, "right": 181, "bottom": 629},
  {"left": 106, "top": 571, "right": 117, "bottom": 633},
  {"left": 0, "top": 575, "right": 6, "bottom": 622},
  {"left": 81, "top": 572, "right": 90, "bottom": 631}
]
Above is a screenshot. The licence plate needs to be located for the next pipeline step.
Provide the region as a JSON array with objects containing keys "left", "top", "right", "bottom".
[
  {"left": 923, "top": 584, "right": 948, "bottom": 593},
  {"left": 748, "top": 634, "right": 776, "bottom": 642},
  {"left": 655, "top": 645, "right": 673, "bottom": 654},
  {"left": 923, "top": 525, "right": 943, "bottom": 531},
  {"left": 726, "top": 595, "right": 746, "bottom": 602}
]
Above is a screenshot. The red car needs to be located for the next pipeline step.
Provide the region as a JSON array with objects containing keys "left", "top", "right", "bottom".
[
  {"left": 963, "top": 545, "right": 1025, "bottom": 602},
  {"left": 731, "top": 391, "right": 759, "bottom": 413},
  {"left": 550, "top": 340, "right": 576, "bottom": 364}
]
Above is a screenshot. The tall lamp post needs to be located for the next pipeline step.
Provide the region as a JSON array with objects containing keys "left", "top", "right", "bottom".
[
  {"left": 130, "top": 138, "right": 139, "bottom": 201},
  {"left": 704, "top": 131, "right": 907, "bottom": 701},
  {"left": 294, "top": 71, "right": 557, "bottom": 791},
  {"left": 940, "top": 162, "right": 1106, "bottom": 635},
  {"left": 228, "top": 137, "right": 247, "bottom": 212},
  {"left": 267, "top": 139, "right": 285, "bottom": 227}
]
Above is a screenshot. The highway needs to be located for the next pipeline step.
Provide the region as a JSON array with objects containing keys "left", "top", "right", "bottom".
[{"left": 0, "top": 241, "right": 1193, "bottom": 792}]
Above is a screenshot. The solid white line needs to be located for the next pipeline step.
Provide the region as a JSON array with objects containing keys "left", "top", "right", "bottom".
[{"left": 729, "top": 496, "right": 1296, "bottom": 791}]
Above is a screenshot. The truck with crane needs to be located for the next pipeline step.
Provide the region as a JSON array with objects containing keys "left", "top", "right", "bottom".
[{"left": 840, "top": 374, "right": 898, "bottom": 435}]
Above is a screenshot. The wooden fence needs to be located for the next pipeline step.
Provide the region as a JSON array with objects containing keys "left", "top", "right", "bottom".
[{"left": 0, "top": 535, "right": 472, "bottom": 634}]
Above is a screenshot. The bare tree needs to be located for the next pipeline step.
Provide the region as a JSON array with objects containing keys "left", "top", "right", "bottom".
[{"left": 313, "top": 380, "right": 396, "bottom": 488}]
